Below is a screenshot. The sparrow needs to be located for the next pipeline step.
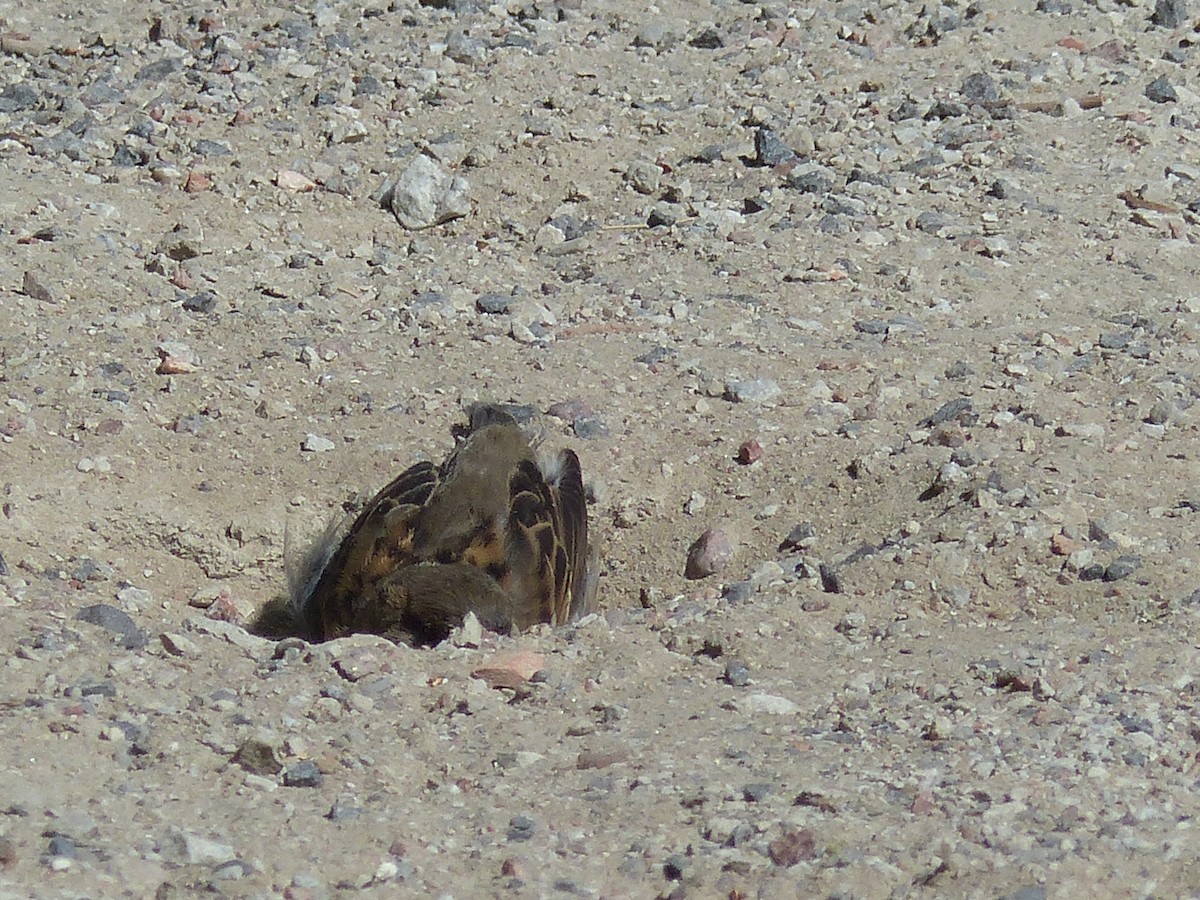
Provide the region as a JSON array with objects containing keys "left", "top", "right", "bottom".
[{"left": 254, "top": 403, "right": 596, "bottom": 645}]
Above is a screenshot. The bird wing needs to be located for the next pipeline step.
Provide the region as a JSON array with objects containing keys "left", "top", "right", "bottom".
[
  {"left": 552, "top": 449, "right": 595, "bottom": 622},
  {"left": 502, "top": 449, "right": 590, "bottom": 627},
  {"left": 303, "top": 459, "right": 439, "bottom": 639}
]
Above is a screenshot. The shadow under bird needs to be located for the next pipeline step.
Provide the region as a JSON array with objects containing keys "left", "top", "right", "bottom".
[{"left": 253, "top": 403, "right": 597, "bottom": 645}]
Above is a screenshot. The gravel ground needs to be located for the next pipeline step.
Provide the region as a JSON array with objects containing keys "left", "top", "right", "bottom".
[{"left": 2, "top": 0, "right": 1200, "bottom": 896}]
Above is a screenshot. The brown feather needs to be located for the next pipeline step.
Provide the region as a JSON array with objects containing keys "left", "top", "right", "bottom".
[{"left": 291, "top": 404, "right": 595, "bottom": 644}]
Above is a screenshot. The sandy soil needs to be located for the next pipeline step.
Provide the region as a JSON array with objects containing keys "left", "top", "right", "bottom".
[{"left": 1, "top": 0, "right": 1199, "bottom": 896}]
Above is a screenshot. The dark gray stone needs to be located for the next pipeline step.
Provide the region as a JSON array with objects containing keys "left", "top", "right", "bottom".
[
  {"left": 742, "top": 782, "right": 772, "bottom": 802},
  {"left": 1103, "top": 556, "right": 1142, "bottom": 582},
  {"left": 0, "top": 83, "right": 39, "bottom": 112},
  {"left": 1150, "top": 0, "right": 1188, "bottom": 28},
  {"left": 754, "top": 128, "right": 797, "bottom": 167},
  {"left": 283, "top": 761, "right": 323, "bottom": 788},
  {"left": 960, "top": 73, "right": 1000, "bottom": 102},
  {"left": 723, "top": 660, "right": 751, "bottom": 686},
  {"left": 507, "top": 815, "right": 536, "bottom": 842},
  {"left": 134, "top": 57, "right": 184, "bottom": 82},
  {"left": 1146, "top": 76, "right": 1177, "bottom": 104},
  {"left": 475, "top": 292, "right": 511, "bottom": 314},
  {"left": 75, "top": 604, "right": 147, "bottom": 649}
]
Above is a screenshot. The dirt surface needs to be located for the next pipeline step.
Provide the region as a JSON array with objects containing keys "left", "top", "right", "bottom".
[{"left": 2, "top": 0, "right": 1200, "bottom": 896}]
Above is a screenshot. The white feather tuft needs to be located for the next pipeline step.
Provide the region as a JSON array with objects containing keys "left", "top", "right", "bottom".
[{"left": 536, "top": 447, "right": 567, "bottom": 486}]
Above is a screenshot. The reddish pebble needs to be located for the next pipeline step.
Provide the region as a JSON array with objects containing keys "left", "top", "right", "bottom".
[
  {"left": 501, "top": 858, "right": 523, "bottom": 877},
  {"left": 684, "top": 527, "right": 734, "bottom": 579},
  {"left": 1, "top": 416, "right": 27, "bottom": 437},
  {"left": 736, "top": 439, "right": 762, "bottom": 465},
  {"left": 472, "top": 650, "right": 546, "bottom": 689},
  {"left": 156, "top": 356, "right": 194, "bottom": 375},
  {"left": 205, "top": 593, "right": 244, "bottom": 624},
  {"left": 275, "top": 169, "right": 316, "bottom": 193},
  {"left": 546, "top": 398, "right": 592, "bottom": 423},
  {"left": 576, "top": 748, "right": 628, "bottom": 770},
  {"left": 768, "top": 828, "right": 816, "bottom": 867},
  {"left": 1088, "top": 39, "right": 1128, "bottom": 63},
  {"left": 911, "top": 791, "right": 937, "bottom": 815},
  {"left": 1050, "top": 533, "right": 1083, "bottom": 556},
  {"left": 183, "top": 171, "right": 211, "bottom": 193}
]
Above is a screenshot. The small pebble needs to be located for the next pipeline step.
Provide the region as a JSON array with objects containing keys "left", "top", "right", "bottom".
[
  {"left": 234, "top": 736, "right": 282, "bottom": 776},
  {"left": 1145, "top": 75, "right": 1177, "bottom": 104},
  {"left": 1150, "top": 0, "right": 1188, "bottom": 27},
  {"left": 724, "top": 660, "right": 751, "bottom": 687},
  {"left": 302, "top": 434, "right": 336, "bottom": 453},
  {"left": 1103, "top": 555, "right": 1142, "bottom": 582},
  {"left": 1145, "top": 400, "right": 1171, "bottom": 425},
  {"left": 327, "top": 800, "right": 363, "bottom": 822},
  {"left": 736, "top": 439, "right": 763, "bottom": 465},
  {"left": 739, "top": 693, "right": 800, "bottom": 715},
  {"left": 572, "top": 416, "right": 610, "bottom": 439},
  {"left": 685, "top": 527, "right": 734, "bottom": 579},
  {"left": 507, "top": 815, "right": 537, "bottom": 842},
  {"left": 46, "top": 835, "right": 76, "bottom": 859},
  {"left": 182, "top": 291, "right": 218, "bottom": 313},
  {"left": 160, "top": 632, "right": 200, "bottom": 658},
  {"left": 284, "top": 761, "right": 324, "bottom": 788},
  {"left": 75, "top": 604, "right": 147, "bottom": 649},
  {"left": 451, "top": 612, "right": 483, "bottom": 648},
  {"left": 473, "top": 650, "right": 546, "bottom": 689},
  {"left": 21, "top": 271, "right": 54, "bottom": 303},
  {"left": 476, "top": 292, "right": 511, "bottom": 314},
  {"left": 724, "top": 378, "right": 781, "bottom": 404},
  {"left": 742, "top": 782, "right": 772, "bottom": 802},
  {"left": 768, "top": 828, "right": 817, "bottom": 867},
  {"left": 779, "top": 522, "right": 816, "bottom": 550},
  {"left": 722, "top": 580, "right": 756, "bottom": 604}
]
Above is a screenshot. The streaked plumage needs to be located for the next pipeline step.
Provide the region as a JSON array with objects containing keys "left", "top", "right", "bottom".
[{"left": 258, "top": 404, "right": 596, "bottom": 645}]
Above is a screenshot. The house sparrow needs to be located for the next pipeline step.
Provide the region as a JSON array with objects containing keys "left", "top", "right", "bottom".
[{"left": 255, "top": 403, "right": 596, "bottom": 645}]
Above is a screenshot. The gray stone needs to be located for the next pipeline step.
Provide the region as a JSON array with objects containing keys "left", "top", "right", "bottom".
[
  {"left": 754, "top": 127, "right": 798, "bottom": 166},
  {"left": 76, "top": 604, "right": 147, "bottom": 649},
  {"left": 738, "top": 693, "right": 800, "bottom": 715},
  {"left": 1150, "top": 0, "right": 1188, "bottom": 27},
  {"left": 302, "top": 434, "right": 335, "bottom": 453},
  {"left": 724, "top": 378, "right": 781, "bottom": 404},
  {"left": 1146, "top": 76, "right": 1177, "bottom": 104},
  {"left": 388, "top": 154, "right": 471, "bottom": 229},
  {"left": 476, "top": 292, "right": 511, "bottom": 314},
  {"left": 960, "top": 72, "right": 1000, "bottom": 103},
  {"left": 625, "top": 160, "right": 660, "bottom": 195},
  {"left": 507, "top": 815, "right": 537, "bottom": 842},
  {"left": 283, "top": 761, "right": 323, "bottom": 788},
  {"left": 160, "top": 826, "right": 235, "bottom": 866},
  {"left": 451, "top": 611, "right": 483, "bottom": 648},
  {"left": 160, "top": 632, "right": 200, "bottom": 658},
  {"left": 723, "top": 660, "right": 751, "bottom": 686}
]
